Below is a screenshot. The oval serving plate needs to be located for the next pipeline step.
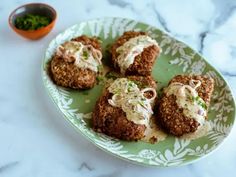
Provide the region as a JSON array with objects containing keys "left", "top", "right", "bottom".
[{"left": 42, "top": 17, "right": 235, "bottom": 167}]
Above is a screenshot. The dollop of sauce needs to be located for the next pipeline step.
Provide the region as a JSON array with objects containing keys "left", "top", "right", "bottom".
[
  {"left": 143, "top": 116, "right": 167, "bottom": 144},
  {"left": 116, "top": 35, "right": 159, "bottom": 74},
  {"left": 107, "top": 78, "right": 156, "bottom": 126},
  {"left": 165, "top": 79, "right": 207, "bottom": 125},
  {"left": 56, "top": 41, "right": 102, "bottom": 72}
]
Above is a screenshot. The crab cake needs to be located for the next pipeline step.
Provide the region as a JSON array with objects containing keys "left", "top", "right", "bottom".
[
  {"left": 158, "top": 75, "right": 214, "bottom": 136},
  {"left": 50, "top": 35, "right": 102, "bottom": 89},
  {"left": 92, "top": 76, "right": 157, "bottom": 141},
  {"left": 110, "top": 31, "right": 161, "bottom": 76}
]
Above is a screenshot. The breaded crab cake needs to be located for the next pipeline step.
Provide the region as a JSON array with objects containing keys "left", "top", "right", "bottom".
[
  {"left": 92, "top": 75, "right": 157, "bottom": 141},
  {"left": 110, "top": 31, "right": 161, "bottom": 76},
  {"left": 158, "top": 75, "right": 214, "bottom": 136},
  {"left": 50, "top": 35, "right": 102, "bottom": 89}
]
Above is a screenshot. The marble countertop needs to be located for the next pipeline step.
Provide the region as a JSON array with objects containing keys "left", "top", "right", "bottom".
[{"left": 0, "top": 0, "right": 236, "bottom": 176}]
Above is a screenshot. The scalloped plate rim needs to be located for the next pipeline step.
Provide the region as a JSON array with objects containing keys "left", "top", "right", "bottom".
[{"left": 41, "top": 17, "right": 236, "bottom": 167}]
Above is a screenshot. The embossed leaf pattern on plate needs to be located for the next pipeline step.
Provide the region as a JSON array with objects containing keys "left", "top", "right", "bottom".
[{"left": 42, "top": 18, "right": 235, "bottom": 167}]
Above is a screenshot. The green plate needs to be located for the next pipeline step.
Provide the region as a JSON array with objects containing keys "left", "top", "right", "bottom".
[{"left": 42, "top": 17, "right": 235, "bottom": 167}]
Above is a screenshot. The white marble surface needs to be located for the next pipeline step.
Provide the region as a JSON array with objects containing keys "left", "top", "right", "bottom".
[{"left": 0, "top": 0, "right": 236, "bottom": 176}]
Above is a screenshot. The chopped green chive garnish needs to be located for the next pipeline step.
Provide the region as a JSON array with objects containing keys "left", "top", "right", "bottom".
[
  {"left": 15, "top": 14, "right": 51, "bottom": 30},
  {"left": 96, "top": 76, "right": 104, "bottom": 83},
  {"left": 127, "top": 81, "right": 135, "bottom": 92},
  {"left": 105, "top": 72, "right": 118, "bottom": 79},
  {"left": 82, "top": 51, "right": 89, "bottom": 60},
  {"left": 192, "top": 96, "right": 207, "bottom": 110},
  {"left": 138, "top": 101, "right": 145, "bottom": 107}
]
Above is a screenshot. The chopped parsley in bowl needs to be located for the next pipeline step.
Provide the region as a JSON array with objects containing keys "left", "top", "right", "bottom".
[{"left": 14, "top": 14, "right": 51, "bottom": 31}]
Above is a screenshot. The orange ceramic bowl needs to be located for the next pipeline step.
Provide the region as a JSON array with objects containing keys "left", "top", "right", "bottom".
[{"left": 9, "top": 3, "right": 57, "bottom": 40}]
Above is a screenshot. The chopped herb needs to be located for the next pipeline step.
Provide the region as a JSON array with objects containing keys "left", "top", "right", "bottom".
[
  {"left": 193, "top": 96, "right": 207, "bottom": 110},
  {"left": 96, "top": 75, "right": 105, "bottom": 83},
  {"left": 82, "top": 51, "right": 89, "bottom": 60},
  {"left": 141, "top": 98, "right": 146, "bottom": 101},
  {"left": 127, "top": 81, "right": 135, "bottom": 92},
  {"left": 190, "top": 96, "right": 194, "bottom": 102},
  {"left": 114, "top": 90, "right": 121, "bottom": 94},
  {"left": 138, "top": 101, "right": 145, "bottom": 107},
  {"left": 105, "top": 72, "right": 118, "bottom": 79},
  {"left": 132, "top": 80, "right": 146, "bottom": 88},
  {"left": 200, "top": 102, "right": 207, "bottom": 110},
  {"left": 128, "top": 81, "right": 134, "bottom": 86},
  {"left": 15, "top": 14, "right": 51, "bottom": 30}
]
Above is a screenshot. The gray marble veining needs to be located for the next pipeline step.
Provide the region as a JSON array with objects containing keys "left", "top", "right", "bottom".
[
  {"left": 152, "top": 4, "right": 171, "bottom": 33},
  {"left": 108, "top": 0, "right": 128, "bottom": 8},
  {"left": 78, "top": 162, "right": 94, "bottom": 171},
  {"left": 0, "top": 161, "right": 19, "bottom": 174}
]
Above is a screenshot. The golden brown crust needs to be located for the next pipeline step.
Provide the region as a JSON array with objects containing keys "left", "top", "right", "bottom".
[
  {"left": 50, "top": 35, "right": 102, "bottom": 89},
  {"left": 110, "top": 31, "right": 160, "bottom": 76},
  {"left": 72, "top": 35, "right": 102, "bottom": 51},
  {"left": 157, "top": 75, "right": 214, "bottom": 136},
  {"left": 92, "top": 75, "right": 157, "bottom": 141}
]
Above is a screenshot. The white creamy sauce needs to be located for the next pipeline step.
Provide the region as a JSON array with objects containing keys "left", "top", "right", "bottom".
[
  {"left": 116, "top": 35, "right": 159, "bottom": 74},
  {"left": 56, "top": 41, "right": 102, "bottom": 72},
  {"left": 107, "top": 78, "right": 156, "bottom": 127},
  {"left": 165, "top": 79, "right": 207, "bottom": 126},
  {"left": 142, "top": 116, "right": 167, "bottom": 143}
]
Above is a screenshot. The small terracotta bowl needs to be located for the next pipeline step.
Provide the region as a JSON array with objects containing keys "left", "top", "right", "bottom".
[{"left": 9, "top": 3, "right": 57, "bottom": 40}]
